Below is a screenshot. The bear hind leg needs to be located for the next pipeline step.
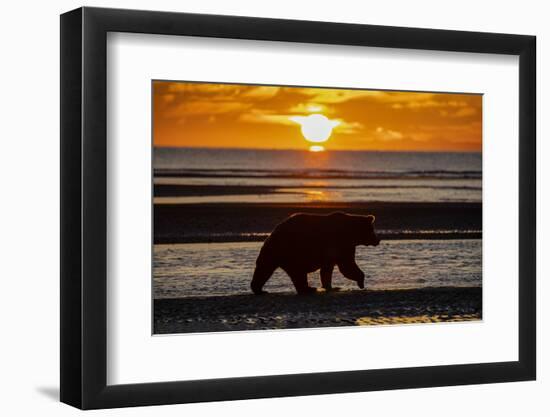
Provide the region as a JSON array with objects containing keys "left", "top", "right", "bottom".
[
  {"left": 320, "top": 265, "right": 338, "bottom": 291},
  {"left": 285, "top": 269, "right": 317, "bottom": 295}
]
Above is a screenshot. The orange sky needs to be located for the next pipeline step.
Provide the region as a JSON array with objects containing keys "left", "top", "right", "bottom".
[{"left": 153, "top": 81, "right": 482, "bottom": 152}]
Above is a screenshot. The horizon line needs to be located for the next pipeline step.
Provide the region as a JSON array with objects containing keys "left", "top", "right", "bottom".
[{"left": 153, "top": 145, "right": 482, "bottom": 154}]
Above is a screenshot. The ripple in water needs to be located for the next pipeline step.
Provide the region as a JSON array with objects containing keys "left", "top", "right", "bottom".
[{"left": 153, "top": 239, "right": 481, "bottom": 299}]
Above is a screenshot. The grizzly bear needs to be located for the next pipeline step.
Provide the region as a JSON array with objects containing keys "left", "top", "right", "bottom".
[{"left": 251, "top": 212, "right": 380, "bottom": 295}]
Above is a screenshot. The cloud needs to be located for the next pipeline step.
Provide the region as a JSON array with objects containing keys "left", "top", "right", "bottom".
[
  {"left": 374, "top": 127, "right": 404, "bottom": 141},
  {"left": 419, "top": 121, "right": 481, "bottom": 133},
  {"left": 300, "top": 90, "right": 439, "bottom": 106},
  {"left": 410, "top": 121, "right": 482, "bottom": 144},
  {"left": 238, "top": 109, "right": 295, "bottom": 125},
  {"left": 294, "top": 88, "right": 386, "bottom": 104},
  {"left": 240, "top": 86, "right": 281, "bottom": 99},
  {"left": 290, "top": 89, "right": 479, "bottom": 120},
  {"left": 288, "top": 102, "right": 328, "bottom": 114},
  {"left": 335, "top": 120, "right": 363, "bottom": 134},
  {"left": 390, "top": 97, "right": 481, "bottom": 119},
  {"left": 157, "top": 84, "right": 277, "bottom": 117},
  {"left": 155, "top": 83, "right": 287, "bottom": 121},
  {"left": 239, "top": 109, "right": 362, "bottom": 135},
  {"left": 449, "top": 107, "right": 477, "bottom": 118},
  {"left": 167, "top": 101, "right": 252, "bottom": 116},
  {"left": 162, "top": 83, "right": 280, "bottom": 102},
  {"left": 165, "top": 83, "right": 240, "bottom": 96}
]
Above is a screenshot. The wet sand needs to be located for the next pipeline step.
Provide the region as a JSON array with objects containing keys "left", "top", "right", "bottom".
[
  {"left": 155, "top": 184, "right": 289, "bottom": 197},
  {"left": 154, "top": 201, "right": 482, "bottom": 243},
  {"left": 154, "top": 183, "right": 481, "bottom": 197},
  {"left": 154, "top": 287, "right": 482, "bottom": 334}
]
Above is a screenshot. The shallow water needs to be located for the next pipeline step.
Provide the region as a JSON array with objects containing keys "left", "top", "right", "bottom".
[
  {"left": 154, "top": 148, "right": 481, "bottom": 178},
  {"left": 153, "top": 239, "right": 481, "bottom": 299}
]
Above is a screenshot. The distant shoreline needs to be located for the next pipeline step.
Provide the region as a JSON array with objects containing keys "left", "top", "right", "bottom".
[
  {"left": 154, "top": 201, "right": 482, "bottom": 244},
  {"left": 155, "top": 232, "right": 482, "bottom": 244},
  {"left": 154, "top": 286, "right": 482, "bottom": 334}
]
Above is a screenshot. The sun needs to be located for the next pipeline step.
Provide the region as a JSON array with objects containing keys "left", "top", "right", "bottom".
[{"left": 290, "top": 114, "right": 340, "bottom": 143}]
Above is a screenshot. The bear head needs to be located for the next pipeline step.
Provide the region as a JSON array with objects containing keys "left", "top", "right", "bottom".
[{"left": 359, "top": 214, "right": 381, "bottom": 247}]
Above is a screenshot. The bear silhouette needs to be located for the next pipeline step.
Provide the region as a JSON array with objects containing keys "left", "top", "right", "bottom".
[{"left": 251, "top": 212, "right": 380, "bottom": 295}]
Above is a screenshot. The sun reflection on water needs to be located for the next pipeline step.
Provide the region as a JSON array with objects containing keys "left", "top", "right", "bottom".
[
  {"left": 309, "top": 145, "right": 325, "bottom": 152},
  {"left": 304, "top": 189, "right": 328, "bottom": 201}
]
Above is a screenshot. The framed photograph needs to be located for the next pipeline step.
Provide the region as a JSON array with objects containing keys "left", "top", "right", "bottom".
[{"left": 60, "top": 7, "right": 536, "bottom": 409}]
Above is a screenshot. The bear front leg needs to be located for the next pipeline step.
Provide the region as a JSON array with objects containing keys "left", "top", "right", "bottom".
[
  {"left": 285, "top": 269, "right": 317, "bottom": 295},
  {"left": 337, "top": 261, "right": 365, "bottom": 289},
  {"left": 320, "top": 265, "right": 338, "bottom": 291}
]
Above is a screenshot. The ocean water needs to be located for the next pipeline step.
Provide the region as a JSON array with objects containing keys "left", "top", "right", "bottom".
[
  {"left": 154, "top": 147, "right": 482, "bottom": 203},
  {"left": 154, "top": 240, "right": 482, "bottom": 299}
]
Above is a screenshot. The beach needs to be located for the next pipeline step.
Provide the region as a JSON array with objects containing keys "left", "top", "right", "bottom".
[
  {"left": 154, "top": 287, "right": 482, "bottom": 334},
  {"left": 152, "top": 148, "right": 482, "bottom": 334}
]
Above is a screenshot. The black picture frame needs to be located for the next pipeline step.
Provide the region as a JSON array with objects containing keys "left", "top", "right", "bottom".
[{"left": 60, "top": 6, "right": 536, "bottom": 410}]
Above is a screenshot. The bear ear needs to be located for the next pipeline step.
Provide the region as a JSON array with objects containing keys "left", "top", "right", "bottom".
[{"left": 366, "top": 215, "right": 375, "bottom": 224}]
